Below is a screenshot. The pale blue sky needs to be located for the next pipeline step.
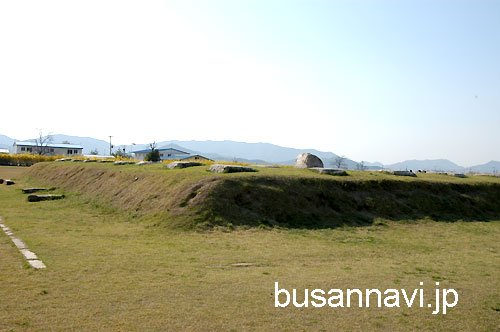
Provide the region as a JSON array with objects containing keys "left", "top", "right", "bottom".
[{"left": 0, "top": 0, "right": 498, "bottom": 165}]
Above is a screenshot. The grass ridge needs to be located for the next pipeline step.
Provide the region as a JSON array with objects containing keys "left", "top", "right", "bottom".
[{"left": 25, "top": 162, "right": 500, "bottom": 229}]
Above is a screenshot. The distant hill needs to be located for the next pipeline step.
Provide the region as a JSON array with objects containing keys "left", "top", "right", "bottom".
[
  {"left": 384, "top": 159, "right": 465, "bottom": 172},
  {"left": 365, "top": 161, "right": 384, "bottom": 168},
  {"left": 50, "top": 135, "right": 111, "bottom": 155},
  {"left": 127, "top": 142, "right": 270, "bottom": 164},
  {"left": 151, "top": 140, "right": 380, "bottom": 168},
  {"left": 468, "top": 161, "right": 500, "bottom": 174},
  {"left": 153, "top": 140, "right": 340, "bottom": 164},
  {"left": 0, "top": 134, "right": 15, "bottom": 150}
]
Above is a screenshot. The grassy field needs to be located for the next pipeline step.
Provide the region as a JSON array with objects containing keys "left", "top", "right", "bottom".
[{"left": 1, "top": 165, "right": 499, "bottom": 331}]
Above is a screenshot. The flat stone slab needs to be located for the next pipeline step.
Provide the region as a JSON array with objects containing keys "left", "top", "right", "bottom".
[
  {"left": 28, "top": 194, "right": 65, "bottom": 202},
  {"left": 5, "top": 179, "right": 15, "bottom": 185},
  {"left": 311, "top": 168, "right": 348, "bottom": 176},
  {"left": 167, "top": 161, "right": 203, "bottom": 169},
  {"left": 55, "top": 158, "right": 72, "bottom": 162},
  {"left": 114, "top": 161, "right": 135, "bottom": 165},
  {"left": 20, "top": 249, "right": 38, "bottom": 260},
  {"left": 22, "top": 188, "right": 48, "bottom": 194},
  {"left": 136, "top": 161, "right": 152, "bottom": 165},
  {"left": 11, "top": 238, "right": 26, "bottom": 249},
  {"left": 392, "top": 170, "right": 417, "bottom": 177},
  {"left": 210, "top": 164, "right": 257, "bottom": 174},
  {"left": 28, "top": 260, "right": 47, "bottom": 269},
  {"left": 0, "top": 179, "right": 3, "bottom": 184},
  {"left": 454, "top": 173, "right": 467, "bottom": 178},
  {"left": 96, "top": 160, "right": 114, "bottom": 163},
  {"left": 231, "top": 263, "right": 256, "bottom": 267},
  {"left": 83, "top": 159, "right": 97, "bottom": 163},
  {"left": 71, "top": 159, "right": 83, "bottom": 162}
]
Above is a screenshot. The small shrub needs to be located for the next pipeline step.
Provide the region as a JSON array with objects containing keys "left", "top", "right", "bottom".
[{"left": 145, "top": 149, "right": 160, "bottom": 162}]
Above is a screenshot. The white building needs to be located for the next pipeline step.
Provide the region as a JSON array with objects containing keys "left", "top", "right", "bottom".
[
  {"left": 132, "top": 147, "right": 212, "bottom": 162},
  {"left": 13, "top": 141, "right": 83, "bottom": 156}
]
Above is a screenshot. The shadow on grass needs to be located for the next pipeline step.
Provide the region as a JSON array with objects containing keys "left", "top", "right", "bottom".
[{"left": 195, "top": 177, "right": 500, "bottom": 229}]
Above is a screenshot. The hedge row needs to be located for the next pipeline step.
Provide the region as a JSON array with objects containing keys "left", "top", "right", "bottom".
[{"left": 0, "top": 153, "right": 61, "bottom": 166}]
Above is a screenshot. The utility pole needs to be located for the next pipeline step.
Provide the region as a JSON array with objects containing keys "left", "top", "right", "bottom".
[{"left": 109, "top": 136, "right": 113, "bottom": 156}]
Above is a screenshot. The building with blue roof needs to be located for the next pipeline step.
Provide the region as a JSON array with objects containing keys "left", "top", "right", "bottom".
[
  {"left": 132, "top": 147, "right": 212, "bottom": 162},
  {"left": 13, "top": 141, "right": 83, "bottom": 156}
]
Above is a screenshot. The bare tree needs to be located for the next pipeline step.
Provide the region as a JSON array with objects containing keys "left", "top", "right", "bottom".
[
  {"left": 145, "top": 141, "right": 160, "bottom": 162},
  {"left": 332, "top": 155, "right": 347, "bottom": 169},
  {"left": 33, "top": 130, "right": 53, "bottom": 155},
  {"left": 356, "top": 161, "right": 367, "bottom": 171}
]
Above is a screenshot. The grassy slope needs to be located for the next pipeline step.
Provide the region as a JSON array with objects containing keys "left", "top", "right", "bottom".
[
  {"left": 23, "top": 162, "right": 500, "bottom": 229},
  {"left": 0, "top": 166, "right": 499, "bottom": 331}
]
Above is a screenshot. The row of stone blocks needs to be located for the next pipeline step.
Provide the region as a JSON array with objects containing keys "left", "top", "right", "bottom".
[
  {"left": 0, "top": 217, "right": 46, "bottom": 269},
  {"left": 57, "top": 156, "right": 350, "bottom": 176}
]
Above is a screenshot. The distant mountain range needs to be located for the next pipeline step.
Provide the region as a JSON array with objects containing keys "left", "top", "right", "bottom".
[
  {"left": 1, "top": 133, "right": 498, "bottom": 173},
  {"left": 384, "top": 159, "right": 465, "bottom": 172}
]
